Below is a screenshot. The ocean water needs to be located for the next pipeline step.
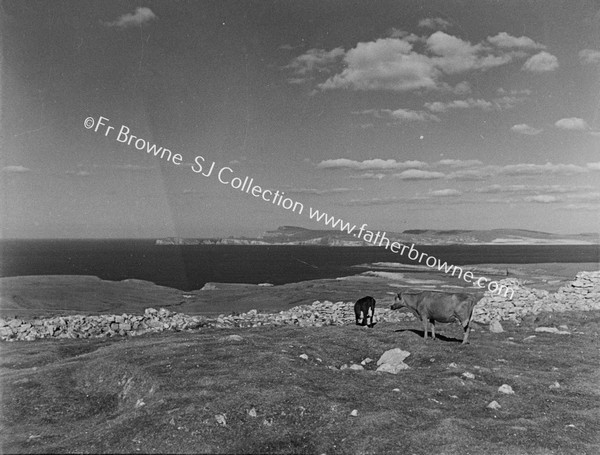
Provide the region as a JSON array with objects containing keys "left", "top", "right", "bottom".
[{"left": 1, "top": 240, "right": 598, "bottom": 291}]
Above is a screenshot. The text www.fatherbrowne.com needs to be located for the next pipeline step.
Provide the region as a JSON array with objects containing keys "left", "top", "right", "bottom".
[
  {"left": 308, "top": 207, "right": 514, "bottom": 299},
  {"left": 85, "top": 115, "right": 514, "bottom": 299}
]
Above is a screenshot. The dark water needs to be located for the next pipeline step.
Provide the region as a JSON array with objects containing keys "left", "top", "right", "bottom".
[{"left": 1, "top": 240, "right": 598, "bottom": 291}]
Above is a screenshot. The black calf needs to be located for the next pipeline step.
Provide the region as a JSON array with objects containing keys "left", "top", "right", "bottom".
[{"left": 354, "top": 296, "right": 376, "bottom": 327}]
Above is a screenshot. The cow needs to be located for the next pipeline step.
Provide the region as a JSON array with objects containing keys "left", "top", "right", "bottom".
[
  {"left": 391, "top": 290, "right": 479, "bottom": 344},
  {"left": 354, "top": 296, "right": 376, "bottom": 327}
]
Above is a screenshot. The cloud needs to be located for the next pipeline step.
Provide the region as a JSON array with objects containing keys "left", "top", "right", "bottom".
[
  {"left": 348, "top": 172, "right": 386, "bottom": 180},
  {"left": 284, "top": 47, "right": 345, "bottom": 81},
  {"left": 522, "top": 51, "right": 559, "bottom": 72},
  {"left": 394, "top": 169, "right": 445, "bottom": 180},
  {"left": 112, "top": 164, "right": 154, "bottom": 171},
  {"left": 428, "top": 188, "right": 462, "bottom": 197},
  {"left": 289, "top": 31, "right": 547, "bottom": 93},
  {"left": 418, "top": 17, "right": 452, "bottom": 30},
  {"left": 587, "top": 162, "right": 600, "bottom": 170},
  {"left": 316, "top": 158, "right": 428, "bottom": 171},
  {"left": 476, "top": 184, "right": 593, "bottom": 194},
  {"left": 555, "top": 117, "right": 589, "bottom": 131},
  {"left": 284, "top": 187, "right": 354, "bottom": 195},
  {"left": 524, "top": 195, "right": 562, "bottom": 203},
  {"left": 1, "top": 165, "right": 31, "bottom": 173},
  {"left": 103, "top": 7, "right": 157, "bottom": 28},
  {"left": 579, "top": 49, "right": 600, "bottom": 64},
  {"left": 499, "top": 162, "right": 588, "bottom": 176},
  {"left": 425, "top": 97, "right": 493, "bottom": 112},
  {"left": 353, "top": 108, "right": 439, "bottom": 122},
  {"left": 486, "top": 32, "right": 545, "bottom": 50},
  {"left": 436, "top": 159, "right": 483, "bottom": 168},
  {"left": 65, "top": 170, "right": 91, "bottom": 176},
  {"left": 445, "top": 166, "right": 500, "bottom": 180},
  {"left": 511, "top": 124, "right": 543, "bottom": 135}
]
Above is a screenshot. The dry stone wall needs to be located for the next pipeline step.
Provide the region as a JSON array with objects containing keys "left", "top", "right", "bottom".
[{"left": 1, "top": 271, "right": 599, "bottom": 341}]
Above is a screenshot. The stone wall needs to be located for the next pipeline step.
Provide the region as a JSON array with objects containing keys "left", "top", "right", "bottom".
[
  {"left": 1, "top": 271, "right": 599, "bottom": 341},
  {"left": 473, "top": 270, "right": 600, "bottom": 324}
]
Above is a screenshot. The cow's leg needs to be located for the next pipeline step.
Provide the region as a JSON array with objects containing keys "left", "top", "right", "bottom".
[
  {"left": 368, "top": 305, "right": 374, "bottom": 326},
  {"left": 422, "top": 317, "right": 429, "bottom": 340},
  {"left": 355, "top": 310, "right": 361, "bottom": 325},
  {"left": 430, "top": 319, "right": 436, "bottom": 340},
  {"left": 461, "top": 320, "right": 470, "bottom": 344}
]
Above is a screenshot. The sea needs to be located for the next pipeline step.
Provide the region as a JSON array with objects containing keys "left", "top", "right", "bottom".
[{"left": 1, "top": 240, "right": 599, "bottom": 291}]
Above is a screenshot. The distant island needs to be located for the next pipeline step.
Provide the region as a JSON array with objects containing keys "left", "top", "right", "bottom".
[{"left": 156, "top": 226, "right": 600, "bottom": 246}]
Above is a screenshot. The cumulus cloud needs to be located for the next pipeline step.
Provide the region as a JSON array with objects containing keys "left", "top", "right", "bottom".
[
  {"left": 486, "top": 32, "right": 545, "bottom": 50},
  {"left": 103, "top": 7, "right": 157, "bottom": 28},
  {"left": 418, "top": 17, "right": 452, "bottom": 30},
  {"left": 555, "top": 117, "right": 590, "bottom": 131},
  {"left": 579, "top": 49, "right": 600, "bottom": 64},
  {"left": 394, "top": 169, "right": 445, "bottom": 180},
  {"left": 425, "top": 95, "right": 524, "bottom": 113},
  {"left": 511, "top": 124, "right": 543, "bottom": 135},
  {"left": 288, "top": 31, "right": 549, "bottom": 93},
  {"left": 1, "top": 165, "right": 31, "bottom": 173},
  {"left": 522, "top": 51, "right": 559, "bottom": 72},
  {"left": 316, "top": 158, "right": 428, "bottom": 171},
  {"left": 353, "top": 108, "right": 439, "bottom": 122},
  {"left": 348, "top": 172, "right": 386, "bottom": 180},
  {"left": 587, "top": 162, "right": 600, "bottom": 170}
]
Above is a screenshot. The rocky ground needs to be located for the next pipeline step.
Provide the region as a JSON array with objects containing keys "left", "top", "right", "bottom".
[{"left": 2, "top": 271, "right": 599, "bottom": 341}]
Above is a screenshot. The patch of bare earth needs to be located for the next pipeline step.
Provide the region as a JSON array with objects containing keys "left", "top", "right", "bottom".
[{"left": 1, "top": 310, "right": 599, "bottom": 454}]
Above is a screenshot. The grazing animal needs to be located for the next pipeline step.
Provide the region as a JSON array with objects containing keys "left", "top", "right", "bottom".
[
  {"left": 391, "top": 290, "right": 479, "bottom": 344},
  {"left": 354, "top": 296, "right": 376, "bottom": 327}
]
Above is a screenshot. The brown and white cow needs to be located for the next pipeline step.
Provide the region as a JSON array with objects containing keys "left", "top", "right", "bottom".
[{"left": 391, "top": 290, "right": 480, "bottom": 344}]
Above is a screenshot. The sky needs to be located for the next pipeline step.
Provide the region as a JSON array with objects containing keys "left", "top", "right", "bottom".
[{"left": 1, "top": 0, "right": 599, "bottom": 238}]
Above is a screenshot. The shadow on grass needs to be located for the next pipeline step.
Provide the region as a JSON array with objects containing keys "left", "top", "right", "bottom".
[{"left": 394, "top": 328, "right": 463, "bottom": 343}]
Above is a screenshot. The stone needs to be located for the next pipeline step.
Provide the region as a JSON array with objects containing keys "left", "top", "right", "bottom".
[
  {"left": 349, "top": 364, "right": 364, "bottom": 371},
  {"left": 498, "top": 384, "right": 515, "bottom": 394},
  {"left": 489, "top": 320, "right": 504, "bottom": 333},
  {"left": 377, "top": 362, "right": 410, "bottom": 374},
  {"left": 487, "top": 401, "right": 501, "bottom": 410},
  {"left": 377, "top": 348, "right": 410, "bottom": 366}
]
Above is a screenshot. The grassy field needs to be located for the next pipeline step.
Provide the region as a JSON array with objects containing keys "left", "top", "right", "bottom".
[{"left": 2, "top": 310, "right": 599, "bottom": 454}]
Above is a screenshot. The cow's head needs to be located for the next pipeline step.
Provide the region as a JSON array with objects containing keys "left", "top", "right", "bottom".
[{"left": 390, "top": 293, "right": 404, "bottom": 310}]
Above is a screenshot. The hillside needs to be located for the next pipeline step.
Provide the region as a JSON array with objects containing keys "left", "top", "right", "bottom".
[{"left": 156, "top": 226, "right": 600, "bottom": 246}]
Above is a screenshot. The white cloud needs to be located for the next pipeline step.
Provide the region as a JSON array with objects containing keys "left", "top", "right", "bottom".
[
  {"left": 425, "top": 98, "right": 493, "bottom": 112},
  {"left": 587, "top": 162, "right": 600, "bottom": 170},
  {"left": 103, "top": 7, "right": 157, "bottom": 28},
  {"left": 511, "top": 124, "right": 543, "bottom": 135},
  {"left": 285, "top": 47, "right": 345, "bottom": 77},
  {"left": 476, "top": 184, "right": 593, "bottom": 194},
  {"left": 522, "top": 51, "right": 559, "bottom": 72},
  {"left": 418, "top": 17, "right": 452, "bottom": 30},
  {"left": 500, "top": 162, "right": 588, "bottom": 176},
  {"left": 290, "top": 31, "right": 547, "bottom": 93},
  {"left": 394, "top": 169, "right": 445, "bottom": 180},
  {"left": 1, "top": 165, "right": 31, "bottom": 173},
  {"left": 579, "top": 49, "right": 600, "bottom": 64},
  {"left": 436, "top": 159, "right": 483, "bottom": 168},
  {"left": 349, "top": 172, "right": 386, "bottom": 180},
  {"left": 524, "top": 195, "right": 562, "bottom": 203},
  {"left": 317, "top": 158, "right": 428, "bottom": 171},
  {"left": 428, "top": 188, "right": 461, "bottom": 197},
  {"left": 353, "top": 108, "right": 439, "bottom": 122},
  {"left": 555, "top": 117, "right": 590, "bottom": 131},
  {"left": 487, "top": 32, "right": 545, "bottom": 50}
]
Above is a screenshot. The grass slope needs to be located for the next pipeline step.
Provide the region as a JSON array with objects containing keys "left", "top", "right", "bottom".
[{"left": 2, "top": 311, "right": 599, "bottom": 454}]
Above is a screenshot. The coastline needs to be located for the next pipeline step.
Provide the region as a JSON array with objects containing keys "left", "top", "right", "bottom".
[{"left": 2, "top": 262, "right": 598, "bottom": 319}]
